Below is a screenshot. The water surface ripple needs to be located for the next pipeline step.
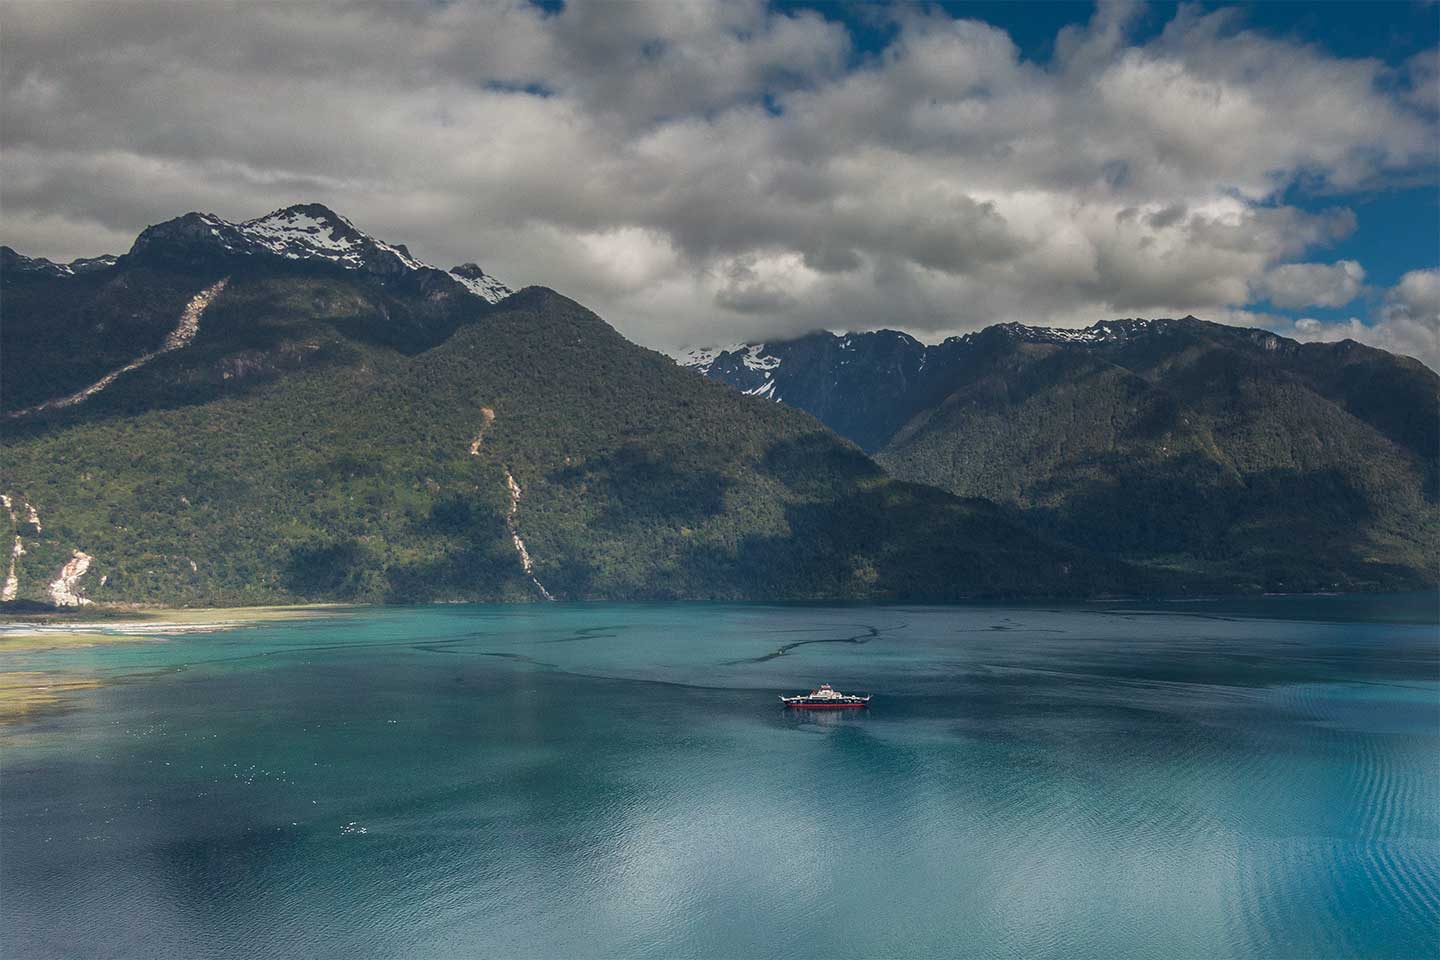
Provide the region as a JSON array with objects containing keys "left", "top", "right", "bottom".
[{"left": 2, "top": 596, "right": 1437, "bottom": 958}]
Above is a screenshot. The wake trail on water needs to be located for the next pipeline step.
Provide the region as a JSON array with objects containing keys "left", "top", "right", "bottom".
[
  {"left": 723, "top": 622, "right": 907, "bottom": 665},
  {"left": 543, "top": 626, "right": 622, "bottom": 644}
]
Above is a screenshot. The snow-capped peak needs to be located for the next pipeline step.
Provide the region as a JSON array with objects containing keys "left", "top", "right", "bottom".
[
  {"left": 128, "top": 203, "right": 512, "bottom": 302},
  {"left": 672, "top": 342, "right": 779, "bottom": 375},
  {"left": 737, "top": 343, "right": 780, "bottom": 372},
  {"left": 672, "top": 343, "right": 744, "bottom": 374},
  {"left": 994, "top": 318, "right": 1176, "bottom": 345},
  {"left": 449, "top": 262, "right": 513, "bottom": 304},
  {"left": 238, "top": 203, "right": 429, "bottom": 273},
  {"left": 1, "top": 246, "right": 117, "bottom": 277}
]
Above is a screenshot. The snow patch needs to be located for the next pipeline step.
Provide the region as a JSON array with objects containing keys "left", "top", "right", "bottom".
[
  {"left": 672, "top": 342, "right": 781, "bottom": 375},
  {"left": 998, "top": 318, "right": 1160, "bottom": 345},
  {"left": 132, "top": 204, "right": 511, "bottom": 299},
  {"left": 2, "top": 250, "right": 118, "bottom": 277},
  {"left": 241, "top": 207, "right": 428, "bottom": 272},
  {"left": 743, "top": 378, "right": 778, "bottom": 399},
  {"left": 672, "top": 343, "right": 744, "bottom": 374},
  {"left": 740, "top": 344, "right": 780, "bottom": 371},
  {"left": 449, "top": 264, "right": 513, "bottom": 304}
]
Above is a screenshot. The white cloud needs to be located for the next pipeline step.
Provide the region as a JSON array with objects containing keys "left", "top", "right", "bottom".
[
  {"left": 1, "top": 0, "right": 1435, "bottom": 352},
  {"left": 1388, "top": 267, "right": 1440, "bottom": 318},
  {"left": 1255, "top": 260, "right": 1366, "bottom": 309},
  {"left": 1284, "top": 269, "right": 1440, "bottom": 370}
]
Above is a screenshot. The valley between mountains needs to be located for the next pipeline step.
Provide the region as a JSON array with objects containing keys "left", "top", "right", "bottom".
[
  {"left": 2, "top": 205, "right": 1434, "bottom": 607},
  {"left": 680, "top": 322, "right": 1439, "bottom": 593}
]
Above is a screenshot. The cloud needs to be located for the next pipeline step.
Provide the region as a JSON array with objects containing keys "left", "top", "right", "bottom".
[
  {"left": 1286, "top": 269, "right": 1440, "bottom": 370},
  {"left": 1, "top": 0, "right": 1435, "bottom": 352},
  {"left": 1255, "top": 260, "right": 1366, "bottom": 309},
  {"left": 1389, "top": 267, "right": 1440, "bottom": 318}
]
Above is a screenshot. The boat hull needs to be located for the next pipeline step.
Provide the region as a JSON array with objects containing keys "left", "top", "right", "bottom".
[{"left": 784, "top": 701, "right": 868, "bottom": 709}]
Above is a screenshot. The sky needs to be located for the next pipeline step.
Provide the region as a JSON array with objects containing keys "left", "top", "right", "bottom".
[{"left": 3, "top": 0, "right": 1437, "bottom": 367}]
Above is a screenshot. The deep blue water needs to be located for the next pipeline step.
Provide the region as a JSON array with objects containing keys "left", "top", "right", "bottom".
[{"left": 3, "top": 598, "right": 1437, "bottom": 958}]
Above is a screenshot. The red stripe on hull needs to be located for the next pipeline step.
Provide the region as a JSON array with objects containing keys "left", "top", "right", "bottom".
[{"left": 785, "top": 703, "right": 868, "bottom": 709}]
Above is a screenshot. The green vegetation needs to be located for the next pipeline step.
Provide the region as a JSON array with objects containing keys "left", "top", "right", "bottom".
[
  {"left": 876, "top": 327, "right": 1439, "bottom": 593},
  {"left": 2, "top": 266, "right": 1142, "bottom": 605}
]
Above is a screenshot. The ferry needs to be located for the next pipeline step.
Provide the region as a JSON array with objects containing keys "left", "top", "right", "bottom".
[{"left": 780, "top": 683, "right": 870, "bottom": 709}]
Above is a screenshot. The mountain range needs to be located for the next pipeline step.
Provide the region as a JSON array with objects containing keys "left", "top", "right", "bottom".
[
  {"left": 678, "top": 321, "right": 1439, "bottom": 592},
  {"left": 1, "top": 204, "right": 1146, "bottom": 607}
]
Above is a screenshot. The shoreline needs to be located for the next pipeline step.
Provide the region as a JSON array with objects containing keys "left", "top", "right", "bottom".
[
  {"left": 0, "top": 606, "right": 360, "bottom": 729},
  {"left": 2, "top": 586, "right": 1426, "bottom": 620},
  {"left": 1, "top": 589, "right": 1434, "bottom": 643},
  {"left": 0, "top": 604, "right": 354, "bottom": 647}
]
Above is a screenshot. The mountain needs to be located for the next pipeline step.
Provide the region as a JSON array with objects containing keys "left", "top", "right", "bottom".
[
  {"left": 123, "top": 203, "right": 513, "bottom": 299},
  {"left": 678, "top": 319, "right": 1439, "bottom": 592},
  {"left": 0, "top": 204, "right": 1143, "bottom": 607},
  {"left": 675, "top": 331, "right": 931, "bottom": 452},
  {"left": 0, "top": 247, "right": 118, "bottom": 278}
]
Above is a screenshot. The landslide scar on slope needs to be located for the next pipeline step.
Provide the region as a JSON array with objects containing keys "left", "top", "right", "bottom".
[
  {"left": 469, "top": 406, "right": 496, "bottom": 455},
  {"left": 1, "top": 495, "right": 20, "bottom": 603},
  {"left": 6, "top": 277, "right": 229, "bottom": 419},
  {"left": 467, "top": 407, "right": 554, "bottom": 601}
]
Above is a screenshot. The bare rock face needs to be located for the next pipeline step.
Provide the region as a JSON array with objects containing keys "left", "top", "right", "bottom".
[
  {"left": 2, "top": 535, "right": 23, "bottom": 602},
  {"left": 48, "top": 550, "right": 94, "bottom": 607},
  {"left": 469, "top": 407, "right": 497, "bottom": 455}
]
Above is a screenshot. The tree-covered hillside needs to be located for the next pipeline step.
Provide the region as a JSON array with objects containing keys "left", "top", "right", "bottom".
[
  {"left": 1, "top": 227, "right": 1143, "bottom": 605},
  {"left": 685, "top": 320, "right": 1439, "bottom": 593}
]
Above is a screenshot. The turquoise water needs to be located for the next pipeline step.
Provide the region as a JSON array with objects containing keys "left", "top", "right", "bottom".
[{"left": 3, "top": 598, "right": 1437, "bottom": 958}]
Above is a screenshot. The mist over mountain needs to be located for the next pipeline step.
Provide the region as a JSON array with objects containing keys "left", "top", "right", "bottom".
[{"left": 679, "top": 319, "right": 1439, "bottom": 592}]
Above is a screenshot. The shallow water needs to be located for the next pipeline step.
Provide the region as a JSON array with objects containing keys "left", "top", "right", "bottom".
[{"left": 3, "top": 597, "right": 1437, "bottom": 958}]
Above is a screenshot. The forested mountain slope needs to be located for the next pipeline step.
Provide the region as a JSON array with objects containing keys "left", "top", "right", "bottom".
[
  {"left": 1, "top": 206, "right": 1140, "bottom": 606},
  {"left": 681, "top": 319, "right": 1439, "bottom": 592}
]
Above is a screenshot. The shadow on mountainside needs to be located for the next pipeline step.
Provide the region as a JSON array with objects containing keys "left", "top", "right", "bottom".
[
  {"left": 1020, "top": 462, "right": 1432, "bottom": 592},
  {"left": 676, "top": 480, "right": 1156, "bottom": 602},
  {"left": 546, "top": 443, "right": 736, "bottom": 532},
  {"left": 2, "top": 264, "right": 496, "bottom": 434},
  {"left": 524, "top": 432, "right": 1154, "bottom": 602}
]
